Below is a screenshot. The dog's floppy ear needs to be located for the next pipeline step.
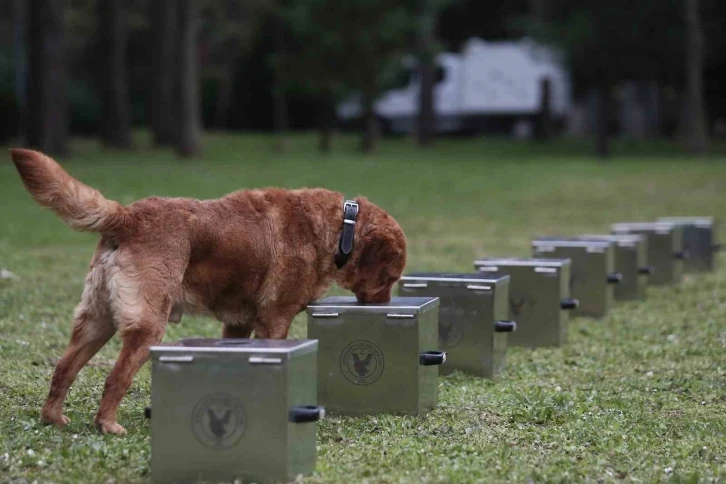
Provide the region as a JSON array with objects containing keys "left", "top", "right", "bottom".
[
  {"left": 357, "top": 232, "right": 403, "bottom": 284},
  {"left": 359, "top": 233, "right": 396, "bottom": 269}
]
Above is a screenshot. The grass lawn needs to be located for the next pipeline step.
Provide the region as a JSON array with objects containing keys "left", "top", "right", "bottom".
[{"left": 1, "top": 132, "right": 725, "bottom": 483}]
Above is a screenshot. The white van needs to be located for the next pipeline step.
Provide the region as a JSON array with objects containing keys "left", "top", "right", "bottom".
[{"left": 336, "top": 37, "right": 572, "bottom": 136}]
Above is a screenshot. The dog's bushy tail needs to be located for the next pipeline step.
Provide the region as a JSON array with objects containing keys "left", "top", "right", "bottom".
[{"left": 9, "top": 148, "right": 130, "bottom": 234}]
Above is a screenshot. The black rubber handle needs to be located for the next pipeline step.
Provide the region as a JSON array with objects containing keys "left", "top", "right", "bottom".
[
  {"left": 638, "top": 265, "right": 654, "bottom": 275},
  {"left": 607, "top": 272, "right": 623, "bottom": 284},
  {"left": 560, "top": 298, "right": 579, "bottom": 310},
  {"left": 674, "top": 250, "right": 689, "bottom": 260},
  {"left": 419, "top": 351, "right": 447, "bottom": 366},
  {"left": 289, "top": 405, "right": 325, "bottom": 423},
  {"left": 713, "top": 244, "right": 722, "bottom": 253},
  {"left": 494, "top": 320, "right": 517, "bottom": 332},
  {"left": 145, "top": 406, "right": 151, "bottom": 419}
]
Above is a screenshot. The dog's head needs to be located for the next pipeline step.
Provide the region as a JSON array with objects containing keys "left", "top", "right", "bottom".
[{"left": 336, "top": 197, "right": 407, "bottom": 304}]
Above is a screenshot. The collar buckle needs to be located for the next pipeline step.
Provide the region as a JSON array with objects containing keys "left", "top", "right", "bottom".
[{"left": 335, "top": 200, "right": 359, "bottom": 268}]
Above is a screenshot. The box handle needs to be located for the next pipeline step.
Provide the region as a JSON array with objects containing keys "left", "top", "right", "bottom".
[
  {"left": 466, "top": 284, "right": 492, "bottom": 291},
  {"left": 713, "top": 244, "right": 722, "bottom": 253},
  {"left": 674, "top": 250, "right": 689, "bottom": 260},
  {"left": 607, "top": 272, "right": 623, "bottom": 284},
  {"left": 386, "top": 313, "right": 415, "bottom": 319},
  {"left": 560, "top": 298, "right": 579, "bottom": 310},
  {"left": 402, "top": 283, "right": 428, "bottom": 289},
  {"left": 494, "top": 320, "right": 517, "bottom": 332},
  {"left": 144, "top": 406, "right": 151, "bottom": 419},
  {"left": 638, "top": 265, "right": 654, "bottom": 275},
  {"left": 311, "top": 312, "right": 339, "bottom": 318},
  {"left": 215, "top": 339, "right": 252, "bottom": 347},
  {"left": 419, "top": 351, "right": 446, "bottom": 366},
  {"left": 476, "top": 265, "right": 499, "bottom": 272},
  {"left": 158, "top": 355, "right": 195, "bottom": 364},
  {"left": 289, "top": 405, "right": 325, "bottom": 423},
  {"left": 248, "top": 356, "right": 283, "bottom": 365}
]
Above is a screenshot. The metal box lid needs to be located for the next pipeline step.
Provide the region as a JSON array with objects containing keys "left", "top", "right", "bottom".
[
  {"left": 306, "top": 296, "right": 439, "bottom": 315},
  {"left": 473, "top": 257, "right": 571, "bottom": 268},
  {"left": 150, "top": 338, "right": 318, "bottom": 361},
  {"left": 611, "top": 222, "right": 675, "bottom": 233},
  {"left": 400, "top": 272, "right": 510, "bottom": 285},
  {"left": 657, "top": 216, "right": 714, "bottom": 228},
  {"left": 532, "top": 237, "right": 613, "bottom": 250},
  {"left": 578, "top": 234, "right": 645, "bottom": 247}
]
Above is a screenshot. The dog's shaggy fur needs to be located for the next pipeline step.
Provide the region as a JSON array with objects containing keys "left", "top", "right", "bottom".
[{"left": 9, "top": 148, "right": 407, "bottom": 435}]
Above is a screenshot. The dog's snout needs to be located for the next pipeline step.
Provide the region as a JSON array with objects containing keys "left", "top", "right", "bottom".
[{"left": 355, "top": 286, "right": 392, "bottom": 304}]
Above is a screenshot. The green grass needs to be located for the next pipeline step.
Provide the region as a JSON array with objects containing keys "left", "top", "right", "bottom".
[{"left": 1, "top": 132, "right": 725, "bottom": 483}]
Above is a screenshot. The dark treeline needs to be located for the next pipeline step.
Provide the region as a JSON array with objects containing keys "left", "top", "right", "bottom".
[{"left": 0, "top": 0, "right": 724, "bottom": 157}]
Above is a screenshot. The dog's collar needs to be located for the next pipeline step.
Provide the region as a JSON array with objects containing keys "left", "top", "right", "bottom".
[{"left": 335, "top": 200, "right": 359, "bottom": 269}]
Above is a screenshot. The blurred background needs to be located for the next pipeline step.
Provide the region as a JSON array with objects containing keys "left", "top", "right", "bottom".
[{"left": 1, "top": 0, "right": 725, "bottom": 158}]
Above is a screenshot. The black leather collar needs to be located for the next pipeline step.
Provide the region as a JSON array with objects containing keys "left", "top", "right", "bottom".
[{"left": 335, "top": 200, "right": 359, "bottom": 268}]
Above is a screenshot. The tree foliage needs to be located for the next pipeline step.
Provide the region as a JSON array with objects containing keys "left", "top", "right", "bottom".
[{"left": 518, "top": 1, "right": 685, "bottom": 91}]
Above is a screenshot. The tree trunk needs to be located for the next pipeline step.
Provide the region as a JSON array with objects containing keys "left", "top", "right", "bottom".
[
  {"left": 594, "top": 84, "right": 611, "bottom": 158},
  {"left": 529, "top": 0, "right": 548, "bottom": 20},
  {"left": 213, "top": 58, "right": 238, "bottom": 129},
  {"left": 27, "top": 0, "right": 68, "bottom": 156},
  {"left": 151, "top": 0, "right": 177, "bottom": 146},
  {"left": 415, "top": 0, "right": 436, "bottom": 147},
  {"left": 318, "top": 93, "right": 335, "bottom": 154},
  {"left": 13, "top": 0, "right": 27, "bottom": 144},
  {"left": 98, "top": 0, "right": 131, "bottom": 148},
  {"left": 272, "top": 9, "right": 289, "bottom": 153},
  {"left": 176, "top": 0, "right": 202, "bottom": 157},
  {"left": 359, "top": 89, "right": 378, "bottom": 153},
  {"left": 684, "top": 0, "right": 708, "bottom": 153},
  {"left": 535, "top": 77, "right": 552, "bottom": 141}
]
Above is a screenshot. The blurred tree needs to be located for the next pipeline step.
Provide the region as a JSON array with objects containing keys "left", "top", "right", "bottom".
[
  {"left": 529, "top": 0, "right": 547, "bottom": 19},
  {"left": 283, "top": 0, "right": 414, "bottom": 153},
  {"left": 529, "top": 0, "right": 553, "bottom": 142},
  {"left": 97, "top": 0, "right": 131, "bottom": 148},
  {"left": 278, "top": 0, "right": 344, "bottom": 153},
  {"left": 27, "top": 0, "right": 69, "bottom": 155},
  {"left": 520, "top": 1, "right": 684, "bottom": 157},
  {"left": 684, "top": 0, "right": 709, "bottom": 153},
  {"left": 176, "top": 0, "right": 202, "bottom": 157},
  {"left": 271, "top": 4, "right": 290, "bottom": 152},
  {"left": 12, "top": 0, "right": 27, "bottom": 144},
  {"left": 414, "top": 0, "right": 454, "bottom": 147},
  {"left": 199, "top": 0, "right": 270, "bottom": 130},
  {"left": 151, "top": 0, "right": 177, "bottom": 146}
]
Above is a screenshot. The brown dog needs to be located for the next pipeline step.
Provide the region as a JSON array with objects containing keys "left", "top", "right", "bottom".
[{"left": 9, "top": 148, "right": 407, "bottom": 436}]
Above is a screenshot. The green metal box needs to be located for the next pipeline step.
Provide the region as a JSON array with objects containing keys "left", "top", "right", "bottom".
[
  {"left": 473, "top": 258, "right": 577, "bottom": 347},
  {"left": 306, "top": 297, "right": 445, "bottom": 416},
  {"left": 396, "top": 273, "right": 515, "bottom": 378},
  {"left": 657, "top": 216, "right": 720, "bottom": 272},
  {"left": 149, "top": 338, "right": 323, "bottom": 484},
  {"left": 577, "top": 234, "right": 652, "bottom": 300},
  {"left": 611, "top": 222, "right": 685, "bottom": 285},
  {"left": 532, "top": 238, "right": 621, "bottom": 319}
]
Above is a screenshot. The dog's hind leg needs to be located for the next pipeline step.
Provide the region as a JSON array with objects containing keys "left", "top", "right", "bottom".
[
  {"left": 94, "top": 248, "right": 186, "bottom": 435},
  {"left": 94, "top": 321, "right": 166, "bottom": 435},
  {"left": 41, "top": 259, "right": 116, "bottom": 427}
]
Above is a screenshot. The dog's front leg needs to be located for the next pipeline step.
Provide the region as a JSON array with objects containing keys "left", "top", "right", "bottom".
[
  {"left": 252, "top": 306, "right": 300, "bottom": 339},
  {"left": 222, "top": 324, "right": 253, "bottom": 339}
]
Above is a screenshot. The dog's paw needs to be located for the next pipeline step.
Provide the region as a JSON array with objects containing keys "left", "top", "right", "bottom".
[
  {"left": 41, "top": 413, "right": 71, "bottom": 427},
  {"left": 95, "top": 420, "right": 127, "bottom": 436}
]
